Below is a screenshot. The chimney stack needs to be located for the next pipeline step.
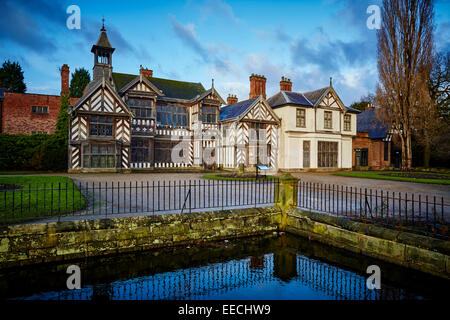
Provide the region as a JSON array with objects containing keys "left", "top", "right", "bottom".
[
  {"left": 227, "top": 94, "right": 238, "bottom": 105},
  {"left": 61, "top": 64, "right": 70, "bottom": 96},
  {"left": 140, "top": 65, "right": 153, "bottom": 78},
  {"left": 280, "top": 76, "right": 292, "bottom": 92},
  {"left": 249, "top": 74, "right": 266, "bottom": 99}
]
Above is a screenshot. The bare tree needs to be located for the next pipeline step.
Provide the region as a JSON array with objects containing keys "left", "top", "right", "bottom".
[{"left": 376, "top": 0, "right": 434, "bottom": 170}]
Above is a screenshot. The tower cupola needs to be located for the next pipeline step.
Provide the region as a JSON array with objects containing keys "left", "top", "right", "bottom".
[{"left": 91, "top": 18, "right": 115, "bottom": 84}]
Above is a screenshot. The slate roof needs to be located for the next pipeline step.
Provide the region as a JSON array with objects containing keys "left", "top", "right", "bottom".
[
  {"left": 268, "top": 88, "right": 329, "bottom": 108},
  {"left": 112, "top": 73, "right": 206, "bottom": 100},
  {"left": 357, "top": 108, "right": 388, "bottom": 139},
  {"left": 268, "top": 87, "right": 360, "bottom": 114},
  {"left": 95, "top": 30, "right": 113, "bottom": 48},
  {"left": 303, "top": 87, "right": 328, "bottom": 105},
  {"left": 219, "top": 98, "right": 257, "bottom": 121}
]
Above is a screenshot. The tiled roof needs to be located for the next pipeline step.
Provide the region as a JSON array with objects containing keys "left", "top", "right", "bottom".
[
  {"left": 267, "top": 91, "right": 312, "bottom": 108},
  {"left": 112, "top": 73, "right": 206, "bottom": 100},
  {"left": 357, "top": 108, "right": 388, "bottom": 139},
  {"left": 303, "top": 87, "right": 328, "bottom": 105},
  {"left": 219, "top": 98, "right": 257, "bottom": 121},
  {"left": 268, "top": 88, "right": 329, "bottom": 108}
]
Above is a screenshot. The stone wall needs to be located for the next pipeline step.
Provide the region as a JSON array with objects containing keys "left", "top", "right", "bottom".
[
  {"left": 285, "top": 208, "right": 450, "bottom": 279},
  {"left": 0, "top": 207, "right": 281, "bottom": 268}
]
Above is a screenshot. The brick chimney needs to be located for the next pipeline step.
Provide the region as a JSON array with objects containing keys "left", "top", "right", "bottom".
[
  {"left": 227, "top": 94, "right": 238, "bottom": 105},
  {"left": 249, "top": 74, "right": 266, "bottom": 99},
  {"left": 140, "top": 65, "right": 153, "bottom": 78},
  {"left": 61, "top": 64, "right": 70, "bottom": 96},
  {"left": 280, "top": 76, "right": 292, "bottom": 92}
]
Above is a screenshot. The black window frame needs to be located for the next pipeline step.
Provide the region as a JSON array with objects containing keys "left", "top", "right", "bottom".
[
  {"left": 89, "top": 115, "right": 114, "bottom": 137},
  {"left": 202, "top": 106, "right": 218, "bottom": 124},
  {"left": 318, "top": 141, "right": 338, "bottom": 168},
  {"left": 31, "top": 106, "right": 49, "bottom": 114},
  {"left": 129, "top": 98, "right": 153, "bottom": 119},
  {"left": 82, "top": 144, "right": 116, "bottom": 168},
  {"left": 156, "top": 104, "right": 188, "bottom": 127}
]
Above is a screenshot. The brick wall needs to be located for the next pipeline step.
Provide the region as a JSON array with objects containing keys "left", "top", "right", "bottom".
[
  {"left": 352, "top": 132, "right": 391, "bottom": 169},
  {"left": 1, "top": 92, "right": 78, "bottom": 135}
]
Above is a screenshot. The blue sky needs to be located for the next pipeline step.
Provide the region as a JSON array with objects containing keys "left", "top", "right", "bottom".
[{"left": 1, "top": 0, "right": 449, "bottom": 105}]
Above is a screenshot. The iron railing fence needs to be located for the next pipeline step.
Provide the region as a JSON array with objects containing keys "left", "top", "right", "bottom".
[
  {"left": 1, "top": 178, "right": 449, "bottom": 238},
  {"left": 0, "top": 178, "right": 279, "bottom": 224},
  {"left": 296, "top": 181, "right": 449, "bottom": 237}
]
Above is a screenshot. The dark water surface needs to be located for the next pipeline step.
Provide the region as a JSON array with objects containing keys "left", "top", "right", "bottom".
[{"left": 0, "top": 234, "right": 448, "bottom": 300}]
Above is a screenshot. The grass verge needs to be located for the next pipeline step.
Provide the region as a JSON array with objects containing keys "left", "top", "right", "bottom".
[
  {"left": 203, "top": 173, "right": 276, "bottom": 181},
  {"left": 333, "top": 171, "right": 450, "bottom": 185},
  {"left": 0, "top": 176, "right": 86, "bottom": 224}
]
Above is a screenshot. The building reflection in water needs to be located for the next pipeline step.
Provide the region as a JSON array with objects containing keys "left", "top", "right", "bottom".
[{"left": 15, "top": 251, "right": 414, "bottom": 300}]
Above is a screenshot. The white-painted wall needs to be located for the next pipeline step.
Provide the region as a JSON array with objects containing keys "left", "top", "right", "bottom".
[{"left": 273, "top": 89, "right": 357, "bottom": 170}]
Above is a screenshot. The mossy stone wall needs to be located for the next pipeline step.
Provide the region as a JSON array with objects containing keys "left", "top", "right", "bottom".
[
  {"left": 286, "top": 208, "right": 450, "bottom": 279},
  {"left": 0, "top": 207, "right": 281, "bottom": 268}
]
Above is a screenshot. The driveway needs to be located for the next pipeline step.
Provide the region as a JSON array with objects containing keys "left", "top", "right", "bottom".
[{"left": 290, "top": 172, "right": 450, "bottom": 200}]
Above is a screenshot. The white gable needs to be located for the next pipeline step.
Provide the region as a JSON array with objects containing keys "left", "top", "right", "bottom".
[
  {"left": 76, "top": 84, "right": 131, "bottom": 115},
  {"left": 242, "top": 100, "right": 278, "bottom": 123},
  {"left": 318, "top": 90, "right": 345, "bottom": 111}
]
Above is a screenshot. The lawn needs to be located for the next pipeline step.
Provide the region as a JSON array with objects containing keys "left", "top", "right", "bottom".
[
  {"left": 203, "top": 173, "right": 276, "bottom": 181},
  {"left": 333, "top": 171, "right": 450, "bottom": 185},
  {"left": 0, "top": 176, "right": 86, "bottom": 224}
]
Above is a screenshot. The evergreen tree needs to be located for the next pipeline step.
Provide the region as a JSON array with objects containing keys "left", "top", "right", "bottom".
[
  {"left": 69, "top": 68, "right": 90, "bottom": 98},
  {"left": 0, "top": 60, "right": 26, "bottom": 93}
]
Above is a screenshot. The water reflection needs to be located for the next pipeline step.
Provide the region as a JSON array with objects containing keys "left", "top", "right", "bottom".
[{"left": 1, "top": 235, "right": 447, "bottom": 300}]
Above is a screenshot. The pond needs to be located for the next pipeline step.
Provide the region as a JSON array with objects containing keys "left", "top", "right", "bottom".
[{"left": 0, "top": 234, "right": 447, "bottom": 300}]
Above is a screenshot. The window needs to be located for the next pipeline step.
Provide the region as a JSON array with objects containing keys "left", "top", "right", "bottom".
[
  {"left": 355, "top": 148, "right": 368, "bottom": 166},
  {"left": 318, "top": 141, "right": 338, "bottom": 167},
  {"left": 89, "top": 115, "right": 113, "bottom": 136},
  {"left": 324, "top": 111, "right": 332, "bottom": 129},
  {"left": 31, "top": 106, "right": 48, "bottom": 114},
  {"left": 131, "top": 138, "right": 151, "bottom": 163},
  {"left": 154, "top": 140, "right": 180, "bottom": 164},
  {"left": 344, "top": 114, "right": 351, "bottom": 131},
  {"left": 129, "top": 98, "right": 153, "bottom": 119},
  {"left": 303, "top": 140, "right": 310, "bottom": 168},
  {"left": 296, "top": 109, "right": 306, "bottom": 127},
  {"left": 156, "top": 104, "right": 188, "bottom": 127},
  {"left": 384, "top": 142, "right": 389, "bottom": 161},
  {"left": 202, "top": 106, "right": 217, "bottom": 123},
  {"left": 83, "top": 144, "right": 115, "bottom": 168},
  {"left": 249, "top": 122, "right": 266, "bottom": 141}
]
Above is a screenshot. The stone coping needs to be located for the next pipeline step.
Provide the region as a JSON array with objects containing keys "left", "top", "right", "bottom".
[{"left": 287, "top": 208, "right": 450, "bottom": 256}]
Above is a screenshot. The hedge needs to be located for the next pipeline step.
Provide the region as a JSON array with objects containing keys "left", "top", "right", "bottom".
[
  {"left": 0, "top": 133, "right": 67, "bottom": 171},
  {"left": 0, "top": 94, "right": 69, "bottom": 172}
]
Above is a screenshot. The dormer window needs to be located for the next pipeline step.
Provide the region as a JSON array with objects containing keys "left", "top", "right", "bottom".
[{"left": 202, "top": 106, "right": 217, "bottom": 123}]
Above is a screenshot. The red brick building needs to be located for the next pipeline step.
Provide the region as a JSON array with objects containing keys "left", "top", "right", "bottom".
[
  {"left": 352, "top": 107, "right": 393, "bottom": 170},
  {"left": 0, "top": 65, "right": 78, "bottom": 135}
]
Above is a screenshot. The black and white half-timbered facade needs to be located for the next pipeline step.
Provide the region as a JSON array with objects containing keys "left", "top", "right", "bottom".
[
  {"left": 219, "top": 96, "right": 281, "bottom": 169},
  {"left": 68, "top": 25, "right": 226, "bottom": 172}
]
